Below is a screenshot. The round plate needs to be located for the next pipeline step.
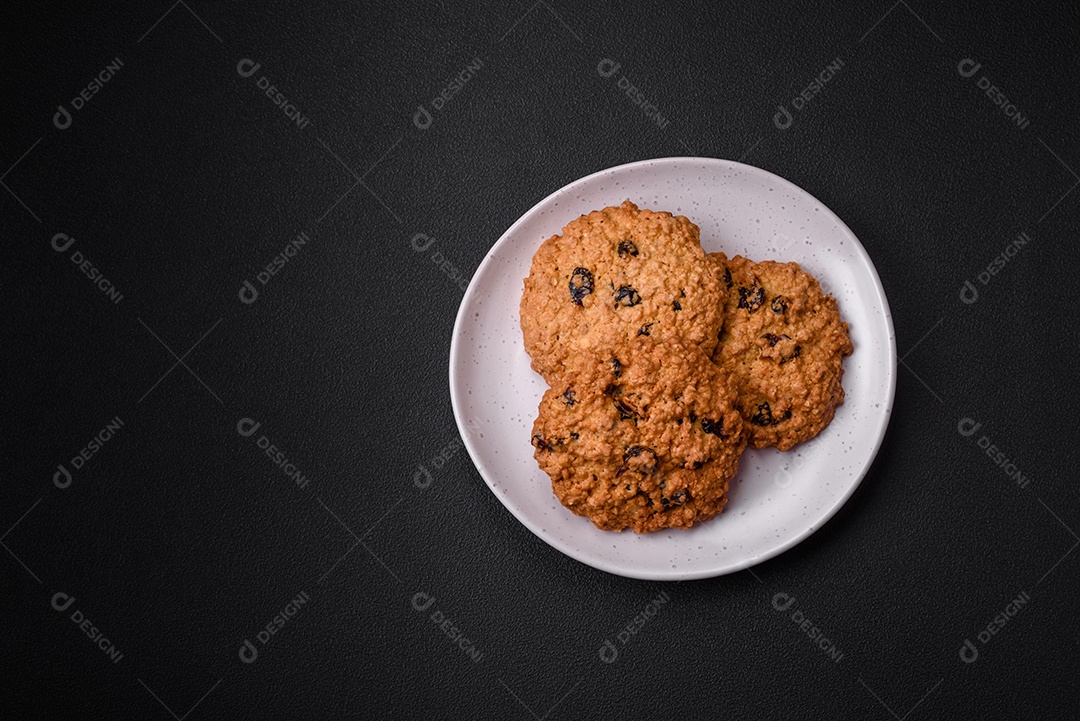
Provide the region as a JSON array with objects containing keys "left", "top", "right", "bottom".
[{"left": 449, "top": 157, "right": 895, "bottom": 581}]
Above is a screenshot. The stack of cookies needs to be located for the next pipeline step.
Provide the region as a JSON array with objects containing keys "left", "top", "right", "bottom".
[{"left": 520, "top": 201, "right": 852, "bottom": 533}]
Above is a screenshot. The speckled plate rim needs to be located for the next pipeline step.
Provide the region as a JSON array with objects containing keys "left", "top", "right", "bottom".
[{"left": 449, "top": 157, "right": 896, "bottom": 581}]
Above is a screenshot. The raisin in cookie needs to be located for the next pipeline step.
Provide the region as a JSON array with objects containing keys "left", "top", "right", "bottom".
[
  {"left": 520, "top": 201, "right": 725, "bottom": 383},
  {"left": 531, "top": 340, "right": 746, "bottom": 533},
  {"left": 710, "top": 254, "right": 853, "bottom": 451}
]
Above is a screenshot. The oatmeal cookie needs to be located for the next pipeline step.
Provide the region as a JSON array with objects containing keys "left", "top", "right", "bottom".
[
  {"left": 520, "top": 201, "right": 725, "bottom": 383},
  {"left": 531, "top": 340, "right": 746, "bottom": 533},
  {"left": 710, "top": 254, "right": 853, "bottom": 451}
]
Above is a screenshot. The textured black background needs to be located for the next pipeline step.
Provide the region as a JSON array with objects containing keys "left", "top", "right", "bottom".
[{"left": 3, "top": 1, "right": 1079, "bottom": 719}]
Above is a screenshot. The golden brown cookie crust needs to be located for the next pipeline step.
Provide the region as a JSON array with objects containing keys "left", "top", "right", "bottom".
[
  {"left": 520, "top": 201, "right": 725, "bottom": 384},
  {"left": 531, "top": 340, "right": 746, "bottom": 533},
  {"left": 710, "top": 254, "right": 853, "bottom": 451}
]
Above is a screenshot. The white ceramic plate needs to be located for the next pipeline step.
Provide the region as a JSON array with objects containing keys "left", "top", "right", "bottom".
[{"left": 449, "top": 157, "right": 895, "bottom": 581}]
